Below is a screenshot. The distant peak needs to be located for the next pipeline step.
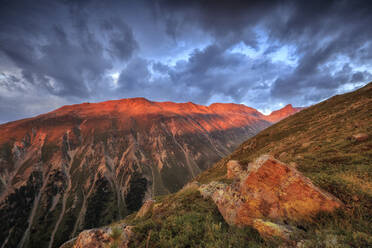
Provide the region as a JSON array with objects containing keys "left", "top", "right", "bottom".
[{"left": 264, "top": 104, "right": 303, "bottom": 123}]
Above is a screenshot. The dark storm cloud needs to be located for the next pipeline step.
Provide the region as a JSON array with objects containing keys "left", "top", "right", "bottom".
[
  {"left": 157, "top": 0, "right": 372, "bottom": 104},
  {"left": 157, "top": 0, "right": 276, "bottom": 41},
  {"left": 101, "top": 18, "right": 138, "bottom": 61},
  {"left": 0, "top": 0, "right": 372, "bottom": 122},
  {"left": 263, "top": 1, "right": 372, "bottom": 102},
  {"left": 114, "top": 43, "right": 289, "bottom": 106},
  {"left": 0, "top": 0, "right": 137, "bottom": 98}
]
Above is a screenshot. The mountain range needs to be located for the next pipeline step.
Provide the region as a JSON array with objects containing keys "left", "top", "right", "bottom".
[{"left": 0, "top": 98, "right": 301, "bottom": 248}]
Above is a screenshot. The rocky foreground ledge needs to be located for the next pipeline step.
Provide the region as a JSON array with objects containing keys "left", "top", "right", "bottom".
[
  {"left": 59, "top": 224, "right": 133, "bottom": 248},
  {"left": 62, "top": 155, "right": 342, "bottom": 247},
  {"left": 199, "top": 155, "right": 342, "bottom": 242}
]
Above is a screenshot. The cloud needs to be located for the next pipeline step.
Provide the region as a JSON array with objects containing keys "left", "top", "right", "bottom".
[
  {"left": 157, "top": 0, "right": 372, "bottom": 104},
  {"left": 0, "top": 0, "right": 372, "bottom": 123},
  {"left": 101, "top": 17, "right": 138, "bottom": 61}
]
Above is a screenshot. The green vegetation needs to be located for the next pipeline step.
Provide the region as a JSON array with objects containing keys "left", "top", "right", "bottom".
[
  {"left": 41, "top": 142, "right": 59, "bottom": 162},
  {"left": 125, "top": 187, "right": 273, "bottom": 248},
  {"left": 125, "top": 173, "right": 148, "bottom": 213},
  {"left": 0, "top": 171, "right": 42, "bottom": 248},
  {"left": 122, "top": 83, "right": 372, "bottom": 247},
  {"left": 84, "top": 177, "right": 122, "bottom": 229},
  {"left": 107, "top": 226, "right": 123, "bottom": 248},
  {"left": 0, "top": 141, "right": 13, "bottom": 164}
]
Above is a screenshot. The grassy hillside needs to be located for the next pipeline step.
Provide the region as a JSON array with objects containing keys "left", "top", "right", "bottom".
[{"left": 111, "top": 82, "right": 372, "bottom": 247}]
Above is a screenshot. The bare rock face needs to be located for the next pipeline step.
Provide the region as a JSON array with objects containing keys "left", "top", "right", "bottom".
[
  {"left": 199, "top": 155, "right": 342, "bottom": 239},
  {"left": 72, "top": 224, "right": 133, "bottom": 248},
  {"left": 264, "top": 104, "right": 304, "bottom": 123}
]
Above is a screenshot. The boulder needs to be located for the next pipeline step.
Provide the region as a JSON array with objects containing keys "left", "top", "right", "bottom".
[
  {"left": 301, "top": 142, "right": 312, "bottom": 148},
  {"left": 289, "top": 162, "right": 298, "bottom": 168},
  {"left": 351, "top": 133, "right": 369, "bottom": 142},
  {"left": 226, "top": 160, "right": 244, "bottom": 179},
  {"left": 199, "top": 155, "right": 342, "bottom": 239},
  {"left": 252, "top": 219, "right": 293, "bottom": 241},
  {"left": 72, "top": 224, "right": 133, "bottom": 248}
]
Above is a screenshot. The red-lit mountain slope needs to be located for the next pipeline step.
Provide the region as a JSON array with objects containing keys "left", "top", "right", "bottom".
[{"left": 0, "top": 98, "right": 300, "bottom": 248}]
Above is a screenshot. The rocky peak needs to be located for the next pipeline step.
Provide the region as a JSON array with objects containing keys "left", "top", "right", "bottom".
[{"left": 264, "top": 104, "right": 303, "bottom": 123}]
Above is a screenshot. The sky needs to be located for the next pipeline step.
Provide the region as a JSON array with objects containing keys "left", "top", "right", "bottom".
[{"left": 0, "top": 0, "right": 372, "bottom": 123}]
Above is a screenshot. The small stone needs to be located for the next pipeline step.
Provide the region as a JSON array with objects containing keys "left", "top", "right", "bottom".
[
  {"left": 296, "top": 240, "right": 307, "bottom": 248},
  {"left": 252, "top": 219, "right": 293, "bottom": 241},
  {"left": 279, "top": 152, "right": 287, "bottom": 160},
  {"left": 352, "top": 133, "right": 369, "bottom": 142},
  {"left": 289, "top": 162, "right": 298, "bottom": 168},
  {"left": 295, "top": 155, "right": 304, "bottom": 160},
  {"left": 302, "top": 142, "right": 312, "bottom": 148}
]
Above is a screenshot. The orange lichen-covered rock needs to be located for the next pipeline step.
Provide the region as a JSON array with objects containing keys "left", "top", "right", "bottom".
[
  {"left": 199, "top": 155, "right": 342, "bottom": 239},
  {"left": 72, "top": 224, "right": 133, "bottom": 248},
  {"left": 226, "top": 160, "right": 243, "bottom": 179},
  {"left": 237, "top": 155, "right": 342, "bottom": 222},
  {"left": 73, "top": 228, "right": 111, "bottom": 248}
]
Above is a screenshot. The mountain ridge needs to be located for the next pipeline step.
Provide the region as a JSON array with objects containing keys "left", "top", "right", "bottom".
[
  {"left": 0, "top": 97, "right": 301, "bottom": 248},
  {"left": 0, "top": 98, "right": 301, "bottom": 145}
]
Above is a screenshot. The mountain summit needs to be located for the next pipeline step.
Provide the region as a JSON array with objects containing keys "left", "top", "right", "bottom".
[
  {"left": 0, "top": 98, "right": 299, "bottom": 248},
  {"left": 264, "top": 104, "right": 304, "bottom": 122}
]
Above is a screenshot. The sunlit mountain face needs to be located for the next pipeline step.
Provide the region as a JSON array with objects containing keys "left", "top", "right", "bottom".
[
  {"left": 0, "top": 0, "right": 371, "bottom": 123},
  {"left": 0, "top": 97, "right": 299, "bottom": 247}
]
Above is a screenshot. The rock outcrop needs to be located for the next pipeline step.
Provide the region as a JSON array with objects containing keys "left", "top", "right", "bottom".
[
  {"left": 226, "top": 160, "right": 243, "bottom": 179},
  {"left": 70, "top": 224, "right": 133, "bottom": 248},
  {"left": 135, "top": 199, "right": 155, "bottom": 219},
  {"left": 199, "top": 155, "right": 342, "bottom": 239},
  {"left": 264, "top": 104, "right": 304, "bottom": 123}
]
